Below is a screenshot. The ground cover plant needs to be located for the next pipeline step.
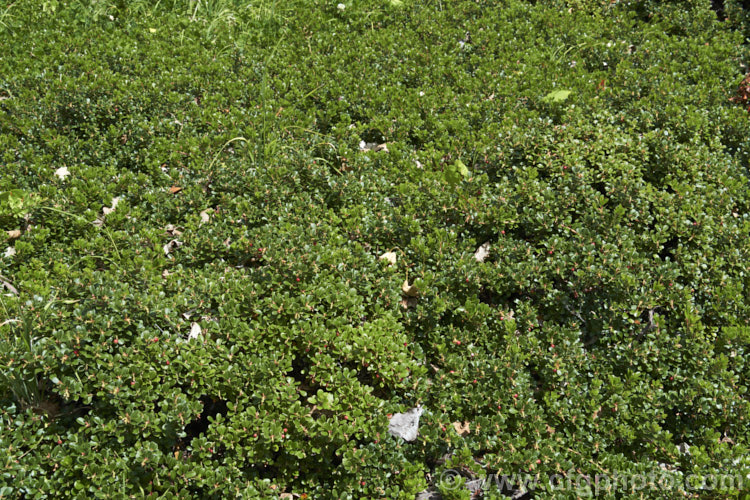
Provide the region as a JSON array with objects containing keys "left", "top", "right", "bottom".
[{"left": 1, "top": 0, "right": 750, "bottom": 498}]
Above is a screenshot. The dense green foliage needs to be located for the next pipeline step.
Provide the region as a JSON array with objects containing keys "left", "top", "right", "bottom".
[{"left": 1, "top": 0, "right": 750, "bottom": 497}]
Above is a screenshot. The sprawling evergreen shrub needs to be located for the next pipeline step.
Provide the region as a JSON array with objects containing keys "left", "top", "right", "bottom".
[{"left": 1, "top": 0, "right": 749, "bottom": 498}]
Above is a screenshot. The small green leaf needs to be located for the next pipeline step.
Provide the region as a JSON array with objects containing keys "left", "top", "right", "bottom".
[
  {"left": 444, "top": 165, "right": 461, "bottom": 186},
  {"left": 455, "top": 160, "right": 469, "bottom": 178},
  {"left": 543, "top": 89, "right": 572, "bottom": 103},
  {"left": 445, "top": 160, "right": 470, "bottom": 186}
]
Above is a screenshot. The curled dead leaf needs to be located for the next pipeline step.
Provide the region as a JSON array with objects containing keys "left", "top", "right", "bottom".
[
  {"left": 452, "top": 421, "right": 471, "bottom": 436},
  {"left": 474, "top": 241, "right": 490, "bottom": 262},
  {"left": 54, "top": 166, "right": 70, "bottom": 180},
  {"left": 165, "top": 224, "right": 182, "bottom": 236},
  {"left": 169, "top": 186, "right": 183, "bottom": 194},
  {"left": 163, "top": 239, "right": 183, "bottom": 257},
  {"left": 359, "top": 141, "right": 389, "bottom": 153},
  {"left": 379, "top": 251, "right": 397, "bottom": 265},
  {"left": 720, "top": 434, "right": 735, "bottom": 445},
  {"left": 0, "top": 275, "right": 18, "bottom": 295},
  {"left": 388, "top": 406, "right": 423, "bottom": 441},
  {"left": 7, "top": 230, "right": 21, "bottom": 240},
  {"left": 402, "top": 279, "right": 418, "bottom": 297},
  {"left": 188, "top": 322, "right": 202, "bottom": 340},
  {"left": 101, "top": 197, "right": 121, "bottom": 216},
  {"left": 200, "top": 211, "right": 210, "bottom": 223}
]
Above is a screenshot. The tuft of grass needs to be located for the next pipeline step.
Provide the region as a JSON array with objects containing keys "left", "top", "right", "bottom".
[{"left": 0, "top": 307, "right": 48, "bottom": 413}]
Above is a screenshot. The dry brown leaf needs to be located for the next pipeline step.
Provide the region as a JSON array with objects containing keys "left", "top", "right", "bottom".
[
  {"left": 200, "top": 211, "right": 210, "bottom": 223},
  {"left": 400, "top": 297, "right": 418, "bottom": 310},
  {"left": 7, "top": 230, "right": 21, "bottom": 240},
  {"left": 452, "top": 421, "right": 471, "bottom": 436},
  {"left": 401, "top": 279, "right": 418, "bottom": 297},
  {"left": 169, "top": 186, "right": 183, "bottom": 194},
  {"left": 34, "top": 400, "right": 60, "bottom": 418}
]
